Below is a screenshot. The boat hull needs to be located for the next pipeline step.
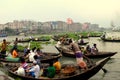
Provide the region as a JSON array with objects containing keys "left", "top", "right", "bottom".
[
  {"left": 55, "top": 46, "right": 117, "bottom": 58},
  {"left": 4, "top": 57, "right": 110, "bottom": 80}
]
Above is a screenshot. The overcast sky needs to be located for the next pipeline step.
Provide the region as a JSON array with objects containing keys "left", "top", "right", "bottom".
[{"left": 0, "top": 0, "right": 120, "bottom": 28}]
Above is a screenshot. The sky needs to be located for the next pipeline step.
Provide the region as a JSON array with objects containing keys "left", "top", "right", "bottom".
[{"left": 0, "top": 0, "right": 120, "bottom": 28}]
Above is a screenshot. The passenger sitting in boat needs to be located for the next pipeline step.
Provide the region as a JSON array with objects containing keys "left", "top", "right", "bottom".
[
  {"left": 78, "top": 38, "right": 84, "bottom": 44},
  {"left": 26, "top": 61, "right": 40, "bottom": 78},
  {"left": 15, "top": 66, "right": 25, "bottom": 76},
  {"left": 33, "top": 55, "right": 41, "bottom": 67},
  {"left": 25, "top": 47, "right": 36, "bottom": 62},
  {"left": 91, "top": 44, "right": 98, "bottom": 54},
  {"left": 68, "top": 39, "right": 88, "bottom": 70},
  {"left": 53, "top": 59, "right": 61, "bottom": 73},
  {"left": 64, "top": 38, "right": 71, "bottom": 45},
  {"left": 80, "top": 47, "right": 86, "bottom": 54},
  {"left": 19, "top": 57, "right": 29, "bottom": 70},
  {"left": 101, "top": 32, "right": 106, "bottom": 39},
  {"left": 12, "top": 48, "right": 18, "bottom": 58},
  {"left": 16, "top": 57, "right": 29, "bottom": 76},
  {"left": 24, "top": 49, "right": 30, "bottom": 57},
  {"left": 56, "top": 37, "right": 65, "bottom": 48},
  {"left": 42, "top": 61, "right": 56, "bottom": 78},
  {"left": 35, "top": 48, "right": 44, "bottom": 58},
  {"left": 23, "top": 46, "right": 28, "bottom": 56},
  {"left": 86, "top": 45, "right": 91, "bottom": 54},
  {"left": 46, "top": 61, "right": 56, "bottom": 78}
]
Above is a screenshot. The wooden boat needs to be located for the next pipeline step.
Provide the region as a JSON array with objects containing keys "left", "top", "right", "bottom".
[
  {"left": 52, "top": 37, "right": 59, "bottom": 41},
  {"left": 89, "top": 35, "right": 101, "bottom": 37},
  {"left": 18, "top": 38, "right": 50, "bottom": 43},
  {"left": 101, "top": 37, "right": 120, "bottom": 42},
  {"left": 52, "top": 36, "right": 61, "bottom": 41},
  {"left": 78, "top": 42, "right": 89, "bottom": 45},
  {"left": 32, "top": 37, "right": 50, "bottom": 42},
  {"left": 18, "top": 39, "right": 31, "bottom": 43},
  {"left": 3, "top": 57, "right": 110, "bottom": 80},
  {"left": 0, "top": 52, "right": 62, "bottom": 63},
  {"left": 55, "top": 46, "right": 117, "bottom": 58},
  {"left": 52, "top": 35, "right": 68, "bottom": 41},
  {"left": 84, "top": 52, "right": 117, "bottom": 58},
  {"left": 100, "top": 32, "right": 120, "bottom": 42},
  {"left": 81, "top": 36, "right": 89, "bottom": 38}
]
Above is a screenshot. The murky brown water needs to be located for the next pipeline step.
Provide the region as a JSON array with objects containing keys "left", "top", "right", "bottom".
[{"left": 0, "top": 33, "right": 120, "bottom": 80}]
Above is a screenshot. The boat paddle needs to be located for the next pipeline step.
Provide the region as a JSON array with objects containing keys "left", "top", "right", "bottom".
[
  {"left": 28, "top": 40, "right": 32, "bottom": 49},
  {"left": 83, "top": 55, "right": 107, "bottom": 73},
  {"left": 102, "top": 68, "right": 107, "bottom": 73}
]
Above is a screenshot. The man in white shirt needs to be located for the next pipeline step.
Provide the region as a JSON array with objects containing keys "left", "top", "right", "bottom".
[
  {"left": 27, "top": 61, "right": 40, "bottom": 78},
  {"left": 25, "top": 47, "right": 36, "bottom": 62}
]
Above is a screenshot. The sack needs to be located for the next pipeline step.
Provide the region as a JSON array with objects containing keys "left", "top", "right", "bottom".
[
  {"left": 5, "top": 57, "right": 20, "bottom": 62},
  {"left": 16, "top": 67, "right": 25, "bottom": 76}
]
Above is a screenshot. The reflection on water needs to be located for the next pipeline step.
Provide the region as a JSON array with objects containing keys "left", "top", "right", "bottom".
[
  {"left": 0, "top": 35, "right": 120, "bottom": 80},
  {"left": 59, "top": 56, "right": 76, "bottom": 65}
]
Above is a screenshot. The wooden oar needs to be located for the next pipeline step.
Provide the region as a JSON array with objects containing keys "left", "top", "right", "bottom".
[
  {"left": 28, "top": 40, "right": 32, "bottom": 49},
  {"left": 83, "top": 55, "right": 107, "bottom": 73},
  {"left": 101, "top": 68, "right": 107, "bottom": 73}
]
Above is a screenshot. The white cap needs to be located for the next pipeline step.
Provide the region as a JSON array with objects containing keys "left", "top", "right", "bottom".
[{"left": 33, "top": 61, "right": 37, "bottom": 64}]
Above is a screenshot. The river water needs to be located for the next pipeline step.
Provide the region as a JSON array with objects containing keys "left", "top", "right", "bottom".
[{"left": 0, "top": 33, "right": 120, "bottom": 80}]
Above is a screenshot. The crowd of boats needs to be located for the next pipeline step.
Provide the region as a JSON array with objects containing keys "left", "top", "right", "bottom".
[{"left": 0, "top": 34, "right": 118, "bottom": 80}]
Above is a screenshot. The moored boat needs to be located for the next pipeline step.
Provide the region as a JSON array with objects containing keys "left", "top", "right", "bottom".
[{"left": 3, "top": 57, "right": 110, "bottom": 80}]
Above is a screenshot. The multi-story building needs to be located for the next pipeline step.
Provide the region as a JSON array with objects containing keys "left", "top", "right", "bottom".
[{"left": 0, "top": 20, "right": 100, "bottom": 33}]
